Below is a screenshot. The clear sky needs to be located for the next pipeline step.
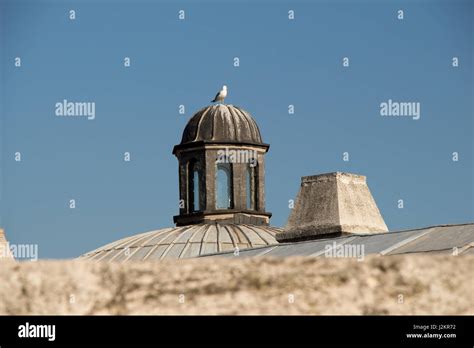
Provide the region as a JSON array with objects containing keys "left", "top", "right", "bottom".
[{"left": 0, "top": 0, "right": 472, "bottom": 259}]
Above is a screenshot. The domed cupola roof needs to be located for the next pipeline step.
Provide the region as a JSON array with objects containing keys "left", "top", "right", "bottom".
[
  {"left": 175, "top": 104, "right": 267, "bottom": 152},
  {"left": 81, "top": 224, "right": 281, "bottom": 261}
]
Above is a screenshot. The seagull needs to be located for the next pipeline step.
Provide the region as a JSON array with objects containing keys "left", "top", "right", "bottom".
[{"left": 211, "top": 85, "right": 227, "bottom": 103}]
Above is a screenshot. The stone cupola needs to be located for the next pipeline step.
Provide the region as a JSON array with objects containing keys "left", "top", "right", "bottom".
[{"left": 172, "top": 104, "right": 271, "bottom": 226}]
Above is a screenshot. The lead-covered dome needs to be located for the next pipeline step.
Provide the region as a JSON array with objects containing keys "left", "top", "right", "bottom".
[
  {"left": 179, "top": 104, "right": 264, "bottom": 146},
  {"left": 81, "top": 224, "right": 280, "bottom": 262}
]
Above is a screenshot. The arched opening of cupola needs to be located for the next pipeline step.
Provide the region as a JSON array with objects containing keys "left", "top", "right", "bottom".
[
  {"left": 188, "top": 160, "right": 201, "bottom": 212},
  {"left": 216, "top": 162, "right": 233, "bottom": 209}
]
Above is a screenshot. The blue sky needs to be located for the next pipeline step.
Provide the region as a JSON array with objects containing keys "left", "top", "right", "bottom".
[{"left": 0, "top": 0, "right": 472, "bottom": 259}]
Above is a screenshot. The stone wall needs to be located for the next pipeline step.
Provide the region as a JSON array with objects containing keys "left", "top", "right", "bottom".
[{"left": 0, "top": 255, "right": 471, "bottom": 315}]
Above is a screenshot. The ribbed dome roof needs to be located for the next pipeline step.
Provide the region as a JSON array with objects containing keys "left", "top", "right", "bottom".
[
  {"left": 180, "top": 104, "right": 264, "bottom": 145},
  {"left": 81, "top": 224, "right": 281, "bottom": 262}
]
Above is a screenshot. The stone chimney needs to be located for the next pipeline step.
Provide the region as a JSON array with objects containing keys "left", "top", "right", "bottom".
[{"left": 277, "top": 172, "right": 388, "bottom": 242}]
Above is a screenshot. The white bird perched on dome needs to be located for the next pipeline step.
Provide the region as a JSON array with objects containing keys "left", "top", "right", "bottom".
[{"left": 211, "top": 85, "right": 227, "bottom": 104}]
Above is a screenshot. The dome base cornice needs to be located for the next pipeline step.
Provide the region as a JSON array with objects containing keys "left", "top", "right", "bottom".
[{"left": 174, "top": 210, "right": 272, "bottom": 226}]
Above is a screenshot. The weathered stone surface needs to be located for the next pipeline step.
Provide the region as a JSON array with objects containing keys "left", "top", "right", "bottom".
[
  {"left": 0, "top": 255, "right": 471, "bottom": 315},
  {"left": 278, "top": 172, "right": 388, "bottom": 242}
]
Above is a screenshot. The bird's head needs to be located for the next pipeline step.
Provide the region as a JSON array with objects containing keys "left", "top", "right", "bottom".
[{"left": 222, "top": 85, "right": 227, "bottom": 90}]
